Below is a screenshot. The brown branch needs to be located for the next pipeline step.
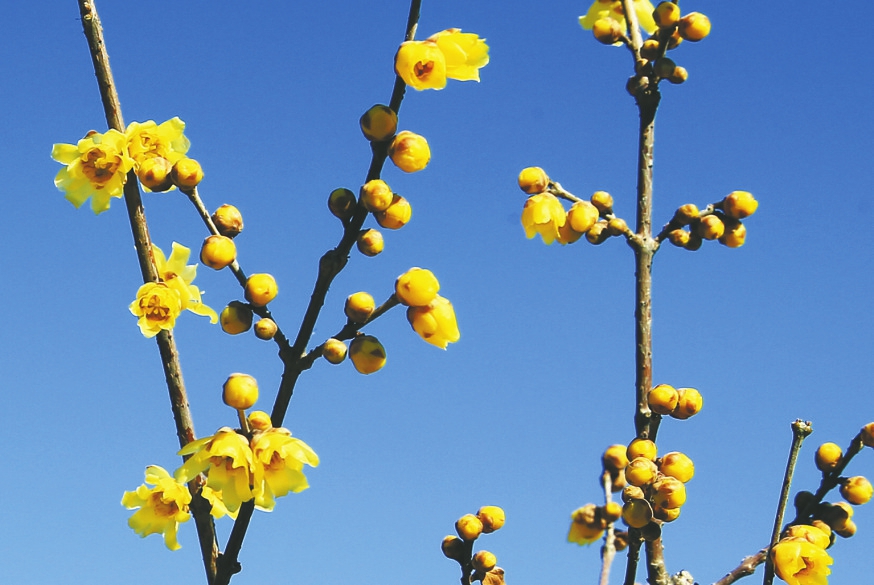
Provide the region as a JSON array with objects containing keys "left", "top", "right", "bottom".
[
  {"left": 599, "top": 471, "right": 617, "bottom": 585},
  {"left": 77, "top": 1, "right": 218, "bottom": 582},
  {"left": 712, "top": 549, "right": 767, "bottom": 585}
]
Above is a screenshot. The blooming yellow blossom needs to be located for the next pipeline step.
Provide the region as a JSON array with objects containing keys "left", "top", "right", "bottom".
[
  {"left": 121, "top": 465, "right": 191, "bottom": 550},
  {"left": 251, "top": 427, "right": 320, "bottom": 511},
  {"left": 153, "top": 242, "right": 219, "bottom": 324},
  {"left": 428, "top": 29, "right": 490, "bottom": 82},
  {"left": 51, "top": 129, "right": 134, "bottom": 214},
  {"left": 125, "top": 117, "right": 190, "bottom": 167},
  {"left": 129, "top": 282, "right": 183, "bottom": 338},
  {"left": 175, "top": 427, "right": 256, "bottom": 514},
  {"left": 406, "top": 295, "right": 460, "bottom": 349},
  {"left": 521, "top": 193, "right": 567, "bottom": 245},
  {"left": 395, "top": 30, "right": 488, "bottom": 90},
  {"left": 771, "top": 538, "right": 833, "bottom": 585},
  {"left": 201, "top": 486, "right": 238, "bottom": 520},
  {"left": 579, "top": 0, "right": 657, "bottom": 36}
]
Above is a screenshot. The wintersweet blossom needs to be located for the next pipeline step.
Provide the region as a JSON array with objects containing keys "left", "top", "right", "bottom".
[
  {"left": 579, "top": 0, "right": 657, "bottom": 36},
  {"left": 51, "top": 129, "right": 134, "bottom": 214},
  {"left": 771, "top": 538, "right": 833, "bottom": 585},
  {"left": 251, "top": 427, "right": 320, "bottom": 511},
  {"left": 129, "top": 282, "right": 183, "bottom": 338},
  {"left": 406, "top": 295, "right": 460, "bottom": 349},
  {"left": 175, "top": 427, "right": 255, "bottom": 514},
  {"left": 428, "top": 29, "right": 490, "bottom": 82},
  {"left": 121, "top": 465, "right": 191, "bottom": 550},
  {"left": 125, "top": 117, "right": 190, "bottom": 167},
  {"left": 395, "top": 30, "right": 488, "bottom": 90},
  {"left": 201, "top": 486, "right": 237, "bottom": 520},
  {"left": 153, "top": 242, "right": 218, "bottom": 324},
  {"left": 521, "top": 193, "right": 567, "bottom": 245}
]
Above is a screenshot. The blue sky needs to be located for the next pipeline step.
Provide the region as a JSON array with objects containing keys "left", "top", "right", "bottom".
[{"left": 2, "top": 1, "right": 872, "bottom": 584}]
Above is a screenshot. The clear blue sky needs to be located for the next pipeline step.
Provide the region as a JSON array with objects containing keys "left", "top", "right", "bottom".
[{"left": 2, "top": 1, "right": 872, "bottom": 584}]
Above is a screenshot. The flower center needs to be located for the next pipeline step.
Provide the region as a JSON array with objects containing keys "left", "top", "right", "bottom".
[
  {"left": 143, "top": 294, "right": 171, "bottom": 322},
  {"left": 414, "top": 60, "right": 434, "bottom": 79},
  {"left": 148, "top": 492, "right": 180, "bottom": 518},
  {"left": 80, "top": 147, "right": 121, "bottom": 186}
]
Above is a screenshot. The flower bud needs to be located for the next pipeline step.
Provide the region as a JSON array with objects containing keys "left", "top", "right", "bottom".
[
  {"left": 667, "top": 229, "right": 691, "bottom": 248},
  {"left": 360, "top": 180, "right": 394, "bottom": 212},
  {"left": 407, "top": 296, "right": 460, "bottom": 349},
  {"left": 472, "top": 550, "right": 497, "bottom": 572},
  {"left": 653, "top": 505, "right": 681, "bottom": 523},
  {"left": 477, "top": 505, "right": 505, "bottom": 533},
  {"left": 722, "top": 191, "right": 758, "bottom": 219},
  {"left": 862, "top": 422, "right": 874, "bottom": 447},
  {"left": 441, "top": 535, "right": 466, "bottom": 562},
  {"left": 622, "top": 485, "right": 645, "bottom": 503},
  {"left": 622, "top": 498, "right": 653, "bottom": 529},
  {"left": 171, "top": 157, "right": 204, "bottom": 191},
  {"left": 395, "top": 267, "right": 440, "bottom": 307},
  {"left": 200, "top": 235, "right": 236, "bottom": 270},
  {"left": 678, "top": 12, "right": 711, "bottom": 42},
  {"left": 652, "top": 476, "right": 687, "bottom": 509},
  {"left": 613, "top": 530, "right": 629, "bottom": 551},
  {"left": 567, "top": 200, "right": 600, "bottom": 233},
  {"left": 345, "top": 292, "right": 376, "bottom": 323},
  {"left": 349, "top": 335, "right": 386, "bottom": 374},
  {"left": 672, "top": 387, "right": 703, "bottom": 419},
  {"left": 673, "top": 204, "right": 699, "bottom": 225},
  {"left": 375, "top": 194, "right": 412, "bottom": 230},
  {"left": 835, "top": 519, "right": 857, "bottom": 538},
  {"left": 667, "top": 66, "right": 688, "bottom": 84},
  {"left": 558, "top": 222, "right": 584, "bottom": 244},
  {"left": 244, "top": 273, "right": 278, "bottom": 307},
  {"left": 625, "top": 457, "right": 658, "bottom": 487},
  {"left": 658, "top": 452, "right": 695, "bottom": 483},
  {"left": 640, "top": 39, "right": 660, "bottom": 61},
  {"left": 666, "top": 29, "right": 683, "bottom": 50},
  {"left": 220, "top": 301, "right": 253, "bottom": 335},
  {"left": 627, "top": 438, "right": 657, "bottom": 462},
  {"left": 654, "top": 57, "right": 677, "bottom": 79},
  {"left": 601, "top": 501, "right": 623, "bottom": 523},
  {"left": 137, "top": 156, "right": 174, "bottom": 192},
  {"left": 357, "top": 228, "right": 384, "bottom": 257},
  {"left": 607, "top": 217, "right": 630, "bottom": 236},
  {"left": 719, "top": 219, "right": 746, "bottom": 248},
  {"left": 684, "top": 232, "right": 703, "bottom": 251},
  {"left": 585, "top": 220, "right": 610, "bottom": 245},
  {"left": 389, "top": 130, "right": 430, "bottom": 173},
  {"left": 653, "top": 1, "right": 681, "bottom": 28},
  {"left": 784, "top": 525, "right": 831, "bottom": 550},
  {"left": 455, "top": 513, "right": 483, "bottom": 541},
  {"left": 322, "top": 338, "right": 348, "bottom": 364},
  {"left": 212, "top": 204, "right": 244, "bottom": 238},
  {"left": 592, "top": 17, "right": 623, "bottom": 45},
  {"left": 518, "top": 167, "right": 549, "bottom": 194},
  {"left": 591, "top": 191, "right": 613, "bottom": 214},
  {"left": 328, "top": 188, "right": 357, "bottom": 221},
  {"left": 254, "top": 318, "right": 277, "bottom": 340},
  {"left": 247, "top": 410, "right": 272, "bottom": 431},
  {"left": 648, "top": 384, "right": 679, "bottom": 415},
  {"left": 223, "top": 373, "right": 258, "bottom": 410},
  {"left": 603, "top": 444, "right": 630, "bottom": 473},
  {"left": 359, "top": 104, "right": 398, "bottom": 142},
  {"left": 815, "top": 442, "right": 843, "bottom": 473},
  {"left": 695, "top": 214, "right": 724, "bottom": 240},
  {"left": 840, "top": 476, "right": 873, "bottom": 505}
]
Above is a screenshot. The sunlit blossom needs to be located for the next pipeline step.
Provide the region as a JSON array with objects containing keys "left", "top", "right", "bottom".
[
  {"left": 771, "top": 538, "right": 833, "bottom": 585},
  {"left": 121, "top": 465, "right": 191, "bottom": 550},
  {"left": 51, "top": 129, "right": 134, "bottom": 214},
  {"left": 251, "top": 427, "right": 320, "bottom": 511},
  {"left": 395, "top": 30, "right": 488, "bottom": 90},
  {"left": 153, "top": 242, "right": 218, "bottom": 324},
  {"left": 129, "top": 282, "right": 183, "bottom": 338},
  {"left": 406, "top": 295, "right": 460, "bottom": 349},
  {"left": 579, "top": 0, "right": 657, "bottom": 36},
  {"left": 176, "top": 427, "right": 255, "bottom": 514},
  {"left": 521, "top": 193, "right": 567, "bottom": 245},
  {"left": 125, "top": 117, "right": 190, "bottom": 167}
]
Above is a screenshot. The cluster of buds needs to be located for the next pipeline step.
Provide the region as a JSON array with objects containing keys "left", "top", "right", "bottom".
[
  {"left": 517, "top": 167, "right": 630, "bottom": 245},
  {"left": 218, "top": 273, "right": 280, "bottom": 341},
  {"left": 663, "top": 191, "right": 758, "bottom": 251},
  {"left": 200, "top": 204, "right": 242, "bottom": 270},
  {"left": 442, "top": 506, "right": 506, "bottom": 584},
  {"left": 648, "top": 384, "right": 703, "bottom": 420}
]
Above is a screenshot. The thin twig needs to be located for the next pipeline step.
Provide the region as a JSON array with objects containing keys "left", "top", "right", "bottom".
[
  {"left": 599, "top": 471, "right": 617, "bottom": 585},
  {"left": 76, "top": 2, "right": 218, "bottom": 582},
  {"left": 712, "top": 549, "right": 767, "bottom": 585}
]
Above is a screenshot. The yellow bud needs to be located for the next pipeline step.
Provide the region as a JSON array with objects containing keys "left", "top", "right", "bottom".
[
  {"left": 477, "top": 505, "right": 505, "bottom": 533},
  {"left": 518, "top": 167, "right": 549, "bottom": 194},
  {"left": 567, "top": 200, "right": 600, "bottom": 233},
  {"left": 648, "top": 384, "right": 679, "bottom": 415},
  {"left": 652, "top": 476, "right": 687, "bottom": 509},
  {"left": 441, "top": 535, "right": 466, "bottom": 562},
  {"left": 603, "top": 444, "right": 630, "bottom": 473},
  {"left": 592, "top": 17, "right": 623, "bottom": 45},
  {"left": 622, "top": 485, "right": 645, "bottom": 503},
  {"left": 375, "top": 194, "right": 412, "bottom": 230},
  {"left": 591, "top": 191, "right": 613, "bottom": 214},
  {"left": 244, "top": 273, "right": 278, "bottom": 307},
  {"left": 360, "top": 179, "right": 394, "bottom": 212},
  {"left": 322, "top": 338, "right": 348, "bottom": 364},
  {"left": 667, "top": 66, "right": 688, "bottom": 85},
  {"left": 695, "top": 215, "right": 724, "bottom": 240},
  {"left": 627, "top": 438, "right": 657, "bottom": 461},
  {"left": 200, "top": 235, "right": 236, "bottom": 270},
  {"left": 223, "top": 373, "right": 258, "bottom": 410},
  {"left": 678, "top": 12, "right": 711, "bottom": 42},
  {"left": 607, "top": 217, "right": 630, "bottom": 237},
  {"left": 455, "top": 513, "right": 483, "bottom": 541},
  {"left": 840, "top": 476, "right": 873, "bottom": 505},
  {"left": 345, "top": 292, "right": 376, "bottom": 323},
  {"left": 653, "top": 505, "right": 681, "bottom": 523},
  {"left": 685, "top": 232, "right": 703, "bottom": 251},
  {"left": 254, "top": 318, "right": 277, "bottom": 340},
  {"left": 212, "top": 204, "right": 244, "bottom": 238},
  {"left": 558, "top": 221, "right": 584, "bottom": 245},
  {"left": 328, "top": 188, "right": 357, "bottom": 221},
  {"left": 472, "top": 550, "right": 497, "bottom": 572},
  {"left": 654, "top": 57, "right": 677, "bottom": 79},
  {"left": 640, "top": 39, "right": 660, "bottom": 61},
  {"left": 622, "top": 498, "right": 653, "bottom": 529},
  {"left": 171, "top": 157, "right": 204, "bottom": 191},
  {"left": 601, "top": 501, "right": 623, "bottom": 523},
  {"left": 815, "top": 442, "right": 843, "bottom": 473},
  {"left": 673, "top": 204, "right": 699, "bottom": 225},
  {"left": 625, "top": 457, "right": 658, "bottom": 487},
  {"left": 672, "top": 387, "right": 703, "bottom": 419},
  {"left": 719, "top": 219, "right": 746, "bottom": 248},
  {"left": 723, "top": 191, "right": 758, "bottom": 219},
  {"left": 784, "top": 525, "right": 831, "bottom": 550},
  {"left": 835, "top": 519, "right": 857, "bottom": 538},
  {"left": 653, "top": 2, "right": 681, "bottom": 28},
  {"left": 247, "top": 410, "right": 272, "bottom": 431},
  {"left": 667, "top": 229, "right": 691, "bottom": 248},
  {"left": 220, "top": 301, "right": 253, "bottom": 335},
  {"left": 357, "top": 228, "right": 384, "bottom": 257},
  {"left": 862, "top": 422, "right": 874, "bottom": 447},
  {"left": 585, "top": 220, "right": 610, "bottom": 245},
  {"left": 137, "top": 156, "right": 174, "bottom": 192},
  {"left": 349, "top": 335, "right": 386, "bottom": 374},
  {"left": 658, "top": 452, "right": 695, "bottom": 483},
  {"left": 359, "top": 104, "right": 398, "bottom": 142},
  {"left": 389, "top": 130, "right": 430, "bottom": 173},
  {"left": 395, "top": 267, "right": 440, "bottom": 307},
  {"left": 406, "top": 296, "right": 460, "bottom": 349}
]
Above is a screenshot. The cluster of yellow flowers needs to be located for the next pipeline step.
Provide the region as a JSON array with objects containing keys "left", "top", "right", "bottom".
[
  {"left": 122, "top": 374, "right": 318, "bottom": 550},
  {"left": 665, "top": 191, "right": 758, "bottom": 250},
  {"left": 52, "top": 117, "right": 203, "bottom": 214},
  {"left": 442, "top": 506, "right": 506, "bottom": 584}
]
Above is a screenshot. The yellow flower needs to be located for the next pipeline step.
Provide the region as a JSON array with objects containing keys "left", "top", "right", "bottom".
[
  {"left": 406, "top": 295, "right": 460, "bottom": 349},
  {"left": 125, "top": 117, "right": 190, "bottom": 167},
  {"left": 521, "top": 193, "right": 567, "bottom": 245},
  {"left": 251, "top": 427, "right": 319, "bottom": 511},
  {"left": 771, "top": 538, "right": 833, "bottom": 585},
  {"left": 200, "top": 486, "right": 238, "bottom": 520},
  {"left": 175, "top": 428, "right": 255, "bottom": 514},
  {"left": 153, "top": 242, "right": 219, "bottom": 324},
  {"left": 129, "top": 282, "right": 183, "bottom": 338},
  {"left": 579, "top": 0, "right": 657, "bottom": 35},
  {"left": 568, "top": 505, "right": 605, "bottom": 545},
  {"left": 395, "top": 30, "right": 488, "bottom": 90},
  {"left": 121, "top": 465, "right": 191, "bottom": 551},
  {"left": 51, "top": 129, "right": 134, "bottom": 214},
  {"left": 428, "top": 29, "right": 489, "bottom": 82}
]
